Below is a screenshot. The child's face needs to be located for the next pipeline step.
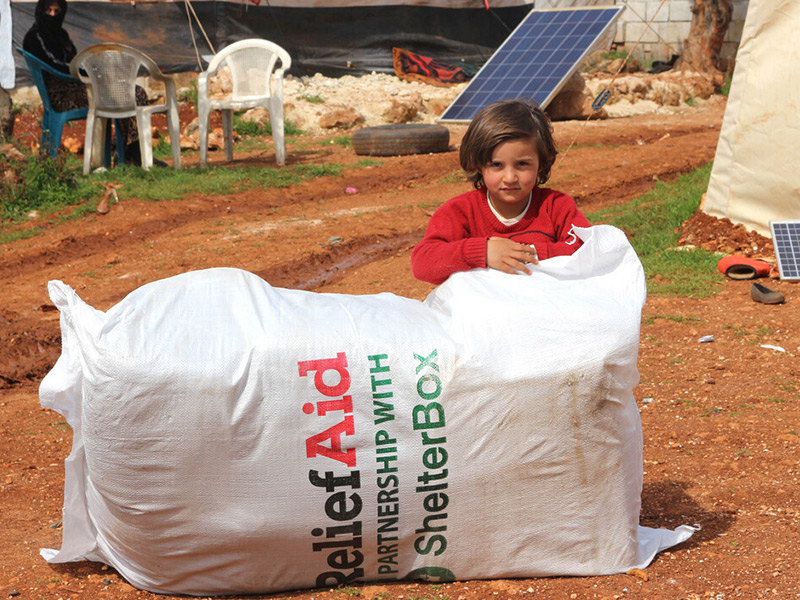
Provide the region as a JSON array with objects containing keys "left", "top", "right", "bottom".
[{"left": 480, "top": 137, "right": 540, "bottom": 219}]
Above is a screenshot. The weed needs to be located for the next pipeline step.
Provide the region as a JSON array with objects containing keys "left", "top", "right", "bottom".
[
  {"left": 233, "top": 115, "right": 305, "bottom": 137},
  {"left": 0, "top": 146, "right": 99, "bottom": 223},
  {"left": 153, "top": 136, "right": 172, "bottom": 158},
  {"left": 178, "top": 80, "right": 198, "bottom": 105},
  {"left": 720, "top": 75, "right": 733, "bottom": 97},
  {"left": 332, "top": 136, "right": 352, "bottom": 147},
  {"left": 440, "top": 171, "right": 466, "bottom": 184},
  {"left": 301, "top": 94, "right": 326, "bottom": 104},
  {"left": 601, "top": 49, "right": 630, "bottom": 61},
  {"left": 586, "top": 163, "right": 722, "bottom": 297},
  {"left": 354, "top": 159, "right": 382, "bottom": 168},
  {"left": 643, "top": 314, "right": 700, "bottom": 325},
  {"left": 685, "top": 97, "right": 697, "bottom": 107}
]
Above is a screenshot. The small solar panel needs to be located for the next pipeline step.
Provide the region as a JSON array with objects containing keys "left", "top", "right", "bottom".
[
  {"left": 439, "top": 6, "right": 623, "bottom": 123},
  {"left": 770, "top": 220, "right": 800, "bottom": 281}
]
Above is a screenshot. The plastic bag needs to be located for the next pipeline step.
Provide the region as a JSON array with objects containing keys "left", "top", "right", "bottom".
[{"left": 40, "top": 225, "right": 693, "bottom": 595}]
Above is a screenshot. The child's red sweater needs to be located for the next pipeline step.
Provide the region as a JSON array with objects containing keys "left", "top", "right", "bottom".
[{"left": 411, "top": 186, "right": 590, "bottom": 285}]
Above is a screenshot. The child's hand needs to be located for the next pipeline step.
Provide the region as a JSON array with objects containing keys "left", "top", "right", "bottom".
[{"left": 487, "top": 237, "right": 538, "bottom": 275}]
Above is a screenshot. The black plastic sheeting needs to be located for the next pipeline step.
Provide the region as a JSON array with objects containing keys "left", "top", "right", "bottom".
[{"left": 10, "top": 1, "right": 531, "bottom": 86}]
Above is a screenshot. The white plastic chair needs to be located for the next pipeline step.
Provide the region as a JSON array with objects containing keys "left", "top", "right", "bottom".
[
  {"left": 70, "top": 43, "right": 181, "bottom": 174},
  {"left": 198, "top": 39, "right": 291, "bottom": 167}
]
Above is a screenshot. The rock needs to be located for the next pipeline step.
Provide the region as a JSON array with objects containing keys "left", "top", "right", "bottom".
[
  {"left": 180, "top": 134, "right": 199, "bottom": 150},
  {"left": 208, "top": 129, "right": 225, "bottom": 150},
  {"left": 560, "top": 71, "right": 586, "bottom": 94},
  {"left": 546, "top": 90, "right": 606, "bottom": 121},
  {"left": 0, "top": 143, "right": 25, "bottom": 161},
  {"left": 183, "top": 117, "right": 199, "bottom": 137},
  {"left": 652, "top": 81, "right": 683, "bottom": 106},
  {"left": 606, "top": 57, "right": 625, "bottom": 74},
  {"left": 241, "top": 106, "right": 271, "bottom": 126},
  {"left": 62, "top": 136, "right": 83, "bottom": 154},
  {"left": 381, "top": 93, "right": 423, "bottom": 123},
  {"left": 626, "top": 59, "right": 642, "bottom": 73},
  {"left": 318, "top": 106, "right": 365, "bottom": 129}
]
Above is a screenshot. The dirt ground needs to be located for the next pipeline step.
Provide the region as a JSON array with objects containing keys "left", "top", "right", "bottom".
[{"left": 2, "top": 94, "right": 799, "bottom": 600}]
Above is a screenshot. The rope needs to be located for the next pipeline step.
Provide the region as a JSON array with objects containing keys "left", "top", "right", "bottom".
[
  {"left": 554, "top": 0, "right": 669, "bottom": 173},
  {"left": 184, "top": 0, "right": 216, "bottom": 71}
]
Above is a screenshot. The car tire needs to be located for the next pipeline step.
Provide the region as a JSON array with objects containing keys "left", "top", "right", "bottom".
[{"left": 352, "top": 124, "right": 450, "bottom": 157}]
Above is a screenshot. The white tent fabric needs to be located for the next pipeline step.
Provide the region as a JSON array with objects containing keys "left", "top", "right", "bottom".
[
  {"left": 703, "top": 0, "right": 800, "bottom": 237},
  {"left": 0, "top": 0, "right": 14, "bottom": 89}
]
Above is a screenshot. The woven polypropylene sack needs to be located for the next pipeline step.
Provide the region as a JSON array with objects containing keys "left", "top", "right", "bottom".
[{"left": 40, "top": 225, "right": 693, "bottom": 596}]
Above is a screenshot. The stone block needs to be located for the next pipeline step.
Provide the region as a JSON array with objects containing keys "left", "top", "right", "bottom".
[{"left": 668, "top": 0, "right": 694, "bottom": 23}]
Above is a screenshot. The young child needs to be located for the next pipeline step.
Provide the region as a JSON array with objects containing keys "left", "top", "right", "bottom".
[{"left": 411, "top": 99, "right": 590, "bottom": 285}]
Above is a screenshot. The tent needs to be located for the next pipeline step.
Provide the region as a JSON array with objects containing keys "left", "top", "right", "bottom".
[
  {"left": 703, "top": 0, "right": 800, "bottom": 237},
  {"left": 4, "top": 0, "right": 533, "bottom": 86}
]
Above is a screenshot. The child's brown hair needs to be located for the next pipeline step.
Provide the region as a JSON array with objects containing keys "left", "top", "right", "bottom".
[{"left": 459, "top": 99, "right": 557, "bottom": 190}]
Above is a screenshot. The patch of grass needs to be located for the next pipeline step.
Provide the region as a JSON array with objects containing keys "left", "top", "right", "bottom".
[
  {"left": 0, "top": 228, "right": 38, "bottom": 244},
  {"left": 0, "top": 147, "right": 100, "bottom": 223},
  {"left": 720, "top": 74, "right": 733, "bottom": 97},
  {"left": 178, "top": 80, "right": 198, "bottom": 105},
  {"left": 301, "top": 94, "right": 326, "bottom": 104},
  {"left": 642, "top": 314, "right": 700, "bottom": 325},
  {"left": 91, "top": 162, "right": 343, "bottom": 202},
  {"left": 354, "top": 158, "right": 382, "bottom": 168},
  {"left": 233, "top": 114, "right": 305, "bottom": 137},
  {"left": 685, "top": 97, "right": 697, "bottom": 107},
  {"left": 332, "top": 136, "right": 352, "bottom": 147},
  {"left": 1, "top": 145, "right": 344, "bottom": 243},
  {"left": 602, "top": 49, "right": 630, "bottom": 61},
  {"left": 586, "top": 163, "right": 722, "bottom": 297},
  {"left": 153, "top": 136, "right": 172, "bottom": 158},
  {"left": 440, "top": 171, "right": 466, "bottom": 184},
  {"left": 723, "top": 324, "right": 775, "bottom": 343}
]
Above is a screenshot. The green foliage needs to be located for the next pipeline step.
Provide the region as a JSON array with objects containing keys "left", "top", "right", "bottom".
[
  {"left": 440, "top": 171, "right": 466, "bottom": 184},
  {"left": 153, "top": 136, "right": 172, "bottom": 158},
  {"left": 89, "top": 161, "right": 343, "bottom": 202},
  {"left": 300, "top": 94, "right": 326, "bottom": 104},
  {"left": 233, "top": 114, "right": 305, "bottom": 137},
  {"left": 354, "top": 158, "right": 382, "bottom": 168},
  {"left": 0, "top": 147, "right": 99, "bottom": 222},
  {"left": 178, "top": 80, "right": 198, "bottom": 105},
  {"left": 720, "top": 74, "right": 733, "bottom": 97},
  {"left": 586, "top": 163, "right": 723, "bottom": 298},
  {"left": 0, "top": 144, "right": 343, "bottom": 243},
  {"left": 601, "top": 49, "right": 630, "bottom": 61},
  {"left": 332, "top": 136, "right": 352, "bottom": 147}
]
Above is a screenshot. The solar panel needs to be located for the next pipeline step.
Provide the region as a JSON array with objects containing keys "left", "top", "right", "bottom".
[
  {"left": 439, "top": 6, "right": 623, "bottom": 123},
  {"left": 770, "top": 220, "right": 800, "bottom": 281}
]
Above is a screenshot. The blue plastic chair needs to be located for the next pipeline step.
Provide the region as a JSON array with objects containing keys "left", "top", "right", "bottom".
[{"left": 17, "top": 47, "right": 123, "bottom": 163}]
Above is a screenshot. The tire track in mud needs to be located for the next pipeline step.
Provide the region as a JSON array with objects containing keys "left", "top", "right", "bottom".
[
  {"left": 255, "top": 229, "right": 425, "bottom": 290},
  {"left": 0, "top": 229, "right": 426, "bottom": 389}
]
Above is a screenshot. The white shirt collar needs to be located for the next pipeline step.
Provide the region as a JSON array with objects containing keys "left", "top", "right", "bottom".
[{"left": 487, "top": 191, "right": 532, "bottom": 226}]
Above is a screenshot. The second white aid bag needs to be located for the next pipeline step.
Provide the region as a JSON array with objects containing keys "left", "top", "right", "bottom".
[{"left": 39, "top": 224, "right": 694, "bottom": 596}]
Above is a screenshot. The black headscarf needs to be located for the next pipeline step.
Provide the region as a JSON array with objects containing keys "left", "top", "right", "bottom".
[{"left": 22, "top": 0, "right": 77, "bottom": 73}]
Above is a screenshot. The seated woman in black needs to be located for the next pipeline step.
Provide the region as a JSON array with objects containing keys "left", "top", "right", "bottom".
[{"left": 23, "top": 0, "right": 152, "bottom": 164}]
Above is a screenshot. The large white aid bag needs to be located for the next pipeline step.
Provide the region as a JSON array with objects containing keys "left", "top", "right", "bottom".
[{"left": 40, "top": 225, "right": 694, "bottom": 596}]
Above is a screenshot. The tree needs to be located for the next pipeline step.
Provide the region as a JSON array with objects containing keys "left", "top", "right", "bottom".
[{"left": 681, "top": 0, "right": 733, "bottom": 86}]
